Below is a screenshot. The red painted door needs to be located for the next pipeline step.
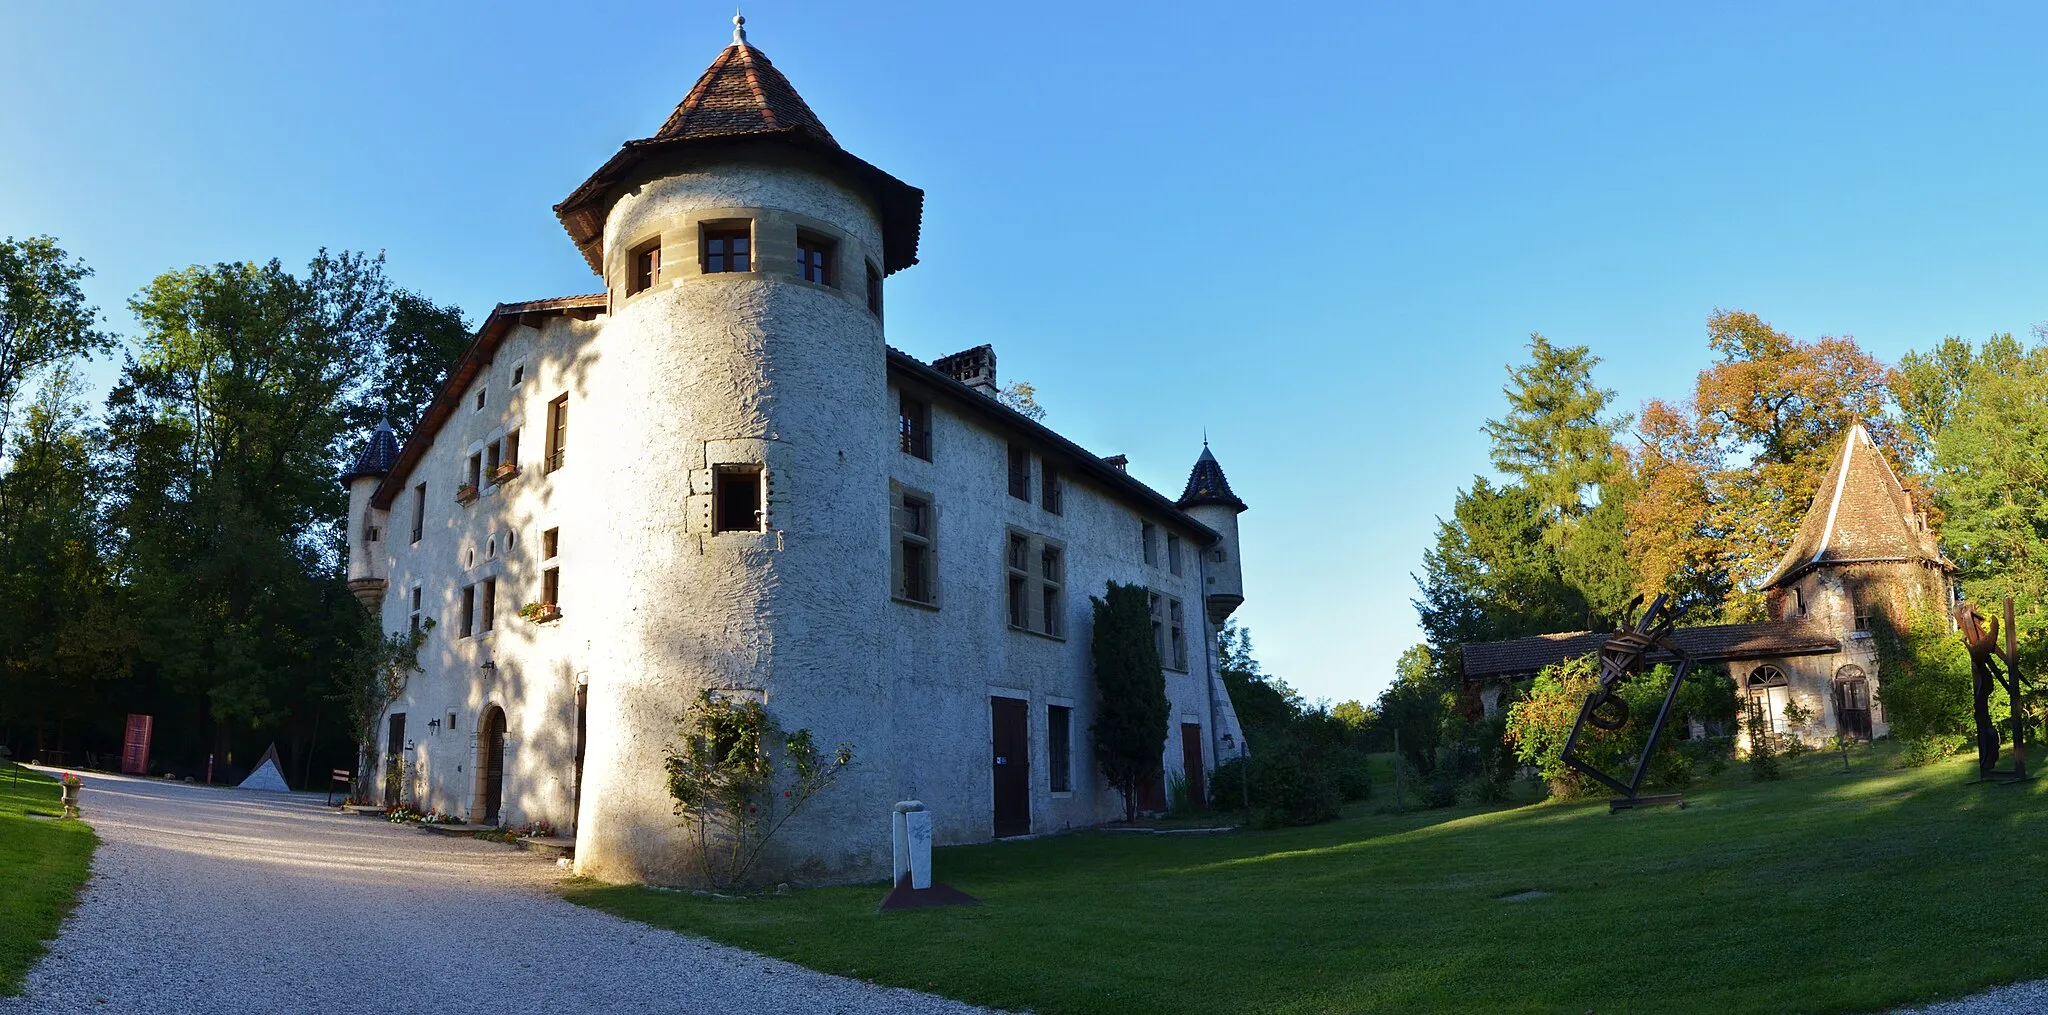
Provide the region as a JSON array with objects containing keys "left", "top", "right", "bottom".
[
  {"left": 991, "top": 697, "right": 1030, "bottom": 837},
  {"left": 1181, "top": 723, "right": 1206, "bottom": 806}
]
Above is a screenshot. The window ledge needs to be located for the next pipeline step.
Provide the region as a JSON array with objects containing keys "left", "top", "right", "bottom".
[
  {"left": 1049, "top": 791, "right": 1074, "bottom": 800},
  {"left": 1850, "top": 630, "right": 1874, "bottom": 640},
  {"left": 892, "top": 596, "right": 940, "bottom": 612},
  {"left": 1008, "top": 626, "right": 1067, "bottom": 644}
]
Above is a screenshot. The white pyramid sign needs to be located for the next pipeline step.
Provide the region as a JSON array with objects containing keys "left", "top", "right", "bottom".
[{"left": 237, "top": 745, "right": 291, "bottom": 792}]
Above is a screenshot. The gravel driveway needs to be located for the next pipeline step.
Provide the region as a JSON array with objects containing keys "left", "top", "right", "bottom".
[{"left": 1, "top": 769, "right": 995, "bottom": 1015}]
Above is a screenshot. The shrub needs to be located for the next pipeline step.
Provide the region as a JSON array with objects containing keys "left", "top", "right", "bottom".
[
  {"left": 1902, "top": 733, "right": 1967, "bottom": 767},
  {"left": 1744, "top": 698, "right": 1782, "bottom": 781},
  {"left": 1243, "top": 739, "right": 1342, "bottom": 828},
  {"left": 663, "top": 690, "right": 853, "bottom": 889}
]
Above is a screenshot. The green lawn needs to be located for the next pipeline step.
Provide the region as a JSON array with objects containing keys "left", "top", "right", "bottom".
[
  {"left": 566, "top": 744, "right": 2048, "bottom": 1014},
  {"left": 0, "top": 763, "right": 96, "bottom": 996}
]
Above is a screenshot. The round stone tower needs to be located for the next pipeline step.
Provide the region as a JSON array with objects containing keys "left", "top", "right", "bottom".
[
  {"left": 1178, "top": 443, "right": 1249, "bottom": 625},
  {"left": 342, "top": 421, "right": 399, "bottom": 611},
  {"left": 552, "top": 17, "right": 924, "bottom": 884}
]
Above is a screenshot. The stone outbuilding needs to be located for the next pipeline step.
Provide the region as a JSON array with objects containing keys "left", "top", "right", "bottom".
[
  {"left": 341, "top": 18, "right": 1249, "bottom": 885},
  {"left": 1463, "top": 423, "right": 1953, "bottom": 751}
]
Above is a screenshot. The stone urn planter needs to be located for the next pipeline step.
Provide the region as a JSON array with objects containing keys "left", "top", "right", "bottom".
[{"left": 59, "top": 774, "right": 82, "bottom": 819}]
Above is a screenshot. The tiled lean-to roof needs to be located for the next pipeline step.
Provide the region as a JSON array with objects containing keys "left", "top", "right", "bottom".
[
  {"left": 1461, "top": 619, "right": 1842, "bottom": 679},
  {"left": 1761, "top": 423, "right": 1950, "bottom": 588}
]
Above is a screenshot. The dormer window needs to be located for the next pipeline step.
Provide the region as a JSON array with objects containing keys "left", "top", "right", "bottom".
[
  {"left": 797, "top": 232, "right": 835, "bottom": 286},
  {"left": 628, "top": 239, "right": 661, "bottom": 294},
  {"left": 702, "top": 223, "right": 751, "bottom": 273}
]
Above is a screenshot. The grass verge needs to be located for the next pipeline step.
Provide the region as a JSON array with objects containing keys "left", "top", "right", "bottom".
[
  {"left": 0, "top": 763, "right": 97, "bottom": 996},
  {"left": 566, "top": 743, "right": 2048, "bottom": 1014}
]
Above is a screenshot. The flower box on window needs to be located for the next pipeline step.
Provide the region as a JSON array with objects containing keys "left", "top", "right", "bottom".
[
  {"left": 455, "top": 484, "right": 479, "bottom": 503},
  {"left": 518, "top": 602, "right": 562, "bottom": 624},
  {"left": 491, "top": 463, "right": 521, "bottom": 484}
]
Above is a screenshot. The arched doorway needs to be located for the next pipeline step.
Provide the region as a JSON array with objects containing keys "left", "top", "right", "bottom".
[
  {"left": 478, "top": 705, "right": 507, "bottom": 826},
  {"left": 1834, "top": 665, "right": 1873, "bottom": 740}
]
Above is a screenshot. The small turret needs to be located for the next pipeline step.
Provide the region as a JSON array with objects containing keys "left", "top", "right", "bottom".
[
  {"left": 1178, "top": 443, "right": 1247, "bottom": 624},
  {"left": 342, "top": 422, "right": 400, "bottom": 610}
]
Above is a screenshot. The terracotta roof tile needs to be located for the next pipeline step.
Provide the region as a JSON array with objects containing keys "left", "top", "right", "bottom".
[{"left": 656, "top": 44, "right": 835, "bottom": 144}]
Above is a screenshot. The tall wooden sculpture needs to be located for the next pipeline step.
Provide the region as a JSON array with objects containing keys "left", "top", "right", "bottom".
[
  {"left": 1560, "top": 594, "right": 1694, "bottom": 812},
  {"left": 1955, "top": 598, "right": 2029, "bottom": 783}
]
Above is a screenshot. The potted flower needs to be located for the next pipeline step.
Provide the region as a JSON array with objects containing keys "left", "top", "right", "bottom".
[
  {"left": 490, "top": 461, "right": 520, "bottom": 483},
  {"left": 455, "top": 483, "right": 479, "bottom": 503},
  {"left": 518, "top": 601, "right": 563, "bottom": 624},
  {"left": 60, "top": 772, "right": 82, "bottom": 818}
]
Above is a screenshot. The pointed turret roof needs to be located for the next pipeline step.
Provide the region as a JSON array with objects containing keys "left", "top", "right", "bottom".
[
  {"left": 342, "top": 421, "right": 400, "bottom": 484},
  {"left": 554, "top": 16, "right": 922, "bottom": 277},
  {"left": 1762, "top": 423, "right": 1950, "bottom": 588},
  {"left": 654, "top": 20, "right": 836, "bottom": 144},
  {"left": 1178, "top": 445, "right": 1247, "bottom": 512}
]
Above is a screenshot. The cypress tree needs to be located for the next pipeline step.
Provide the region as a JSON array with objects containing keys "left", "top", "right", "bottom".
[{"left": 1091, "top": 581, "right": 1168, "bottom": 821}]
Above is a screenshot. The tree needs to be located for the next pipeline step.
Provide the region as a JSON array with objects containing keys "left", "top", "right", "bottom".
[
  {"left": 337, "top": 617, "right": 432, "bottom": 802},
  {"left": 0, "top": 238, "right": 111, "bottom": 464},
  {"left": 998, "top": 379, "right": 1045, "bottom": 421},
  {"left": 1372, "top": 644, "right": 1452, "bottom": 773},
  {"left": 1628, "top": 310, "right": 1898, "bottom": 620},
  {"left": 1483, "top": 334, "right": 1628, "bottom": 533},
  {"left": 1090, "top": 581, "right": 1168, "bottom": 821},
  {"left": 373, "top": 291, "right": 471, "bottom": 441}
]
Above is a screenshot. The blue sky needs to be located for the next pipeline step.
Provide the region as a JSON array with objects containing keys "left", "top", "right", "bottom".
[{"left": 6, "top": 2, "right": 2048, "bottom": 705}]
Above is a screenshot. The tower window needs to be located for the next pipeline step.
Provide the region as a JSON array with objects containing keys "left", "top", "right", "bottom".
[
  {"left": 713, "top": 465, "right": 765, "bottom": 533},
  {"left": 893, "top": 488, "right": 936, "bottom": 606},
  {"left": 628, "top": 238, "right": 661, "bottom": 294},
  {"left": 899, "top": 394, "right": 931, "bottom": 460},
  {"left": 1041, "top": 544, "right": 1064, "bottom": 638},
  {"left": 545, "top": 394, "right": 568, "bottom": 472},
  {"left": 796, "top": 232, "right": 836, "bottom": 286},
  {"left": 1047, "top": 704, "right": 1072, "bottom": 793},
  {"left": 409, "top": 586, "right": 422, "bottom": 634},
  {"left": 1008, "top": 445, "right": 1030, "bottom": 500},
  {"left": 1007, "top": 533, "right": 1031, "bottom": 629},
  {"left": 867, "top": 262, "right": 883, "bottom": 318},
  {"left": 411, "top": 483, "right": 426, "bottom": 543},
  {"left": 702, "top": 223, "right": 751, "bottom": 273}
]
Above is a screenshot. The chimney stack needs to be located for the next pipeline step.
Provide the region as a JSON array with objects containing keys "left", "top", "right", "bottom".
[{"left": 933, "top": 345, "right": 998, "bottom": 397}]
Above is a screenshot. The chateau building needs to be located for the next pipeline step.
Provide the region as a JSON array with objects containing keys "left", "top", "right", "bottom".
[
  {"left": 1463, "top": 423, "right": 1953, "bottom": 750},
  {"left": 341, "top": 18, "right": 1249, "bottom": 884}
]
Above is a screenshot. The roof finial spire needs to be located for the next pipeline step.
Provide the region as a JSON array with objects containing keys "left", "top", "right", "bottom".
[
  {"left": 733, "top": 9, "right": 748, "bottom": 47},
  {"left": 1203, "top": 426, "right": 1210, "bottom": 448}
]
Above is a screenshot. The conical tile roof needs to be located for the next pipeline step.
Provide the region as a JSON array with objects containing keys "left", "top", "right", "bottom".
[
  {"left": 553, "top": 17, "right": 923, "bottom": 277},
  {"left": 342, "top": 421, "right": 400, "bottom": 483},
  {"left": 1762, "top": 423, "right": 1948, "bottom": 588},
  {"left": 1178, "top": 445, "right": 1246, "bottom": 512},
  {"left": 654, "top": 30, "right": 836, "bottom": 144}
]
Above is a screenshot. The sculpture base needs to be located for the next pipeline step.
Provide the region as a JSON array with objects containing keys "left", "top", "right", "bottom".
[
  {"left": 877, "top": 874, "right": 979, "bottom": 912},
  {"left": 1609, "top": 794, "right": 1684, "bottom": 814}
]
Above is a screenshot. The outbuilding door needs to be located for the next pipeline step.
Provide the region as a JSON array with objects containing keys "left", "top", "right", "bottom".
[
  {"left": 990, "top": 696, "right": 1030, "bottom": 837},
  {"left": 1835, "top": 669, "right": 1873, "bottom": 740}
]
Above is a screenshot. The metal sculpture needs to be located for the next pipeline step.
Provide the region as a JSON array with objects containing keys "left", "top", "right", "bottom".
[
  {"left": 1559, "top": 593, "right": 1694, "bottom": 812},
  {"left": 1955, "top": 598, "right": 2029, "bottom": 783}
]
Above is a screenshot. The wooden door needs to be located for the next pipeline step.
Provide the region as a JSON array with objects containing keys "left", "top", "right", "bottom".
[
  {"left": 990, "top": 696, "right": 1030, "bottom": 837},
  {"left": 1180, "top": 723, "right": 1206, "bottom": 807},
  {"left": 481, "top": 707, "right": 507, "bottom": 825},
  {"left": 1835, "top": 679, "right": 1873, "bottom": 740},
  {"left": 384, "top": 712, "right": 405, "bottom": 806}
]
